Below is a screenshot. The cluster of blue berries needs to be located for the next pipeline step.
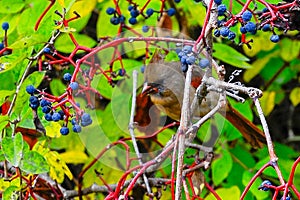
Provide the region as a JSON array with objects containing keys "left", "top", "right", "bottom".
[
  {"left": 258, "top": 180, "right": 272, "bottom": 191},
  {"left": 176, "top": 45, "right": 210, "bottom": 72},
  {"left": 105, "top": 4, "right": 176, "bottom": 26},
  {"left": 214, "top": 0, "right": 280, "bottom": 43}
]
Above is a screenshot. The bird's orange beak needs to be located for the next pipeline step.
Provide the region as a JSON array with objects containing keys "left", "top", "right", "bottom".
[{"left": 142, "top": 82, "right": 158, "bottom": 96}]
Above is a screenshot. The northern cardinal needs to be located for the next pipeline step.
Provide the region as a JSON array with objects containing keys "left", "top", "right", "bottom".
[{"left": 141, "top": 54, "right": 266, "bottom": 148}]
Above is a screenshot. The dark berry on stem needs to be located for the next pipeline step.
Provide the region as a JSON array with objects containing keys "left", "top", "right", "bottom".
[
  {"left": 146, "top": 8, "right": 154, "bottom": 16},
  {"left": 183, "top": 45, "right": 192, "bottom": 53},
  {"left": 220, "top": 27, "right": 230, "bottom": 37},
  {"left": 29, "top": 96, "right": 39, "bottom": 104},
  {"left": 129, "top": 17, "right": 137, "bottom": 25},
  {"left": 106, "top": 7, "right": 115, "bottom": 15},
  {"left": 180, "top": 55, "right": 188, "bottom": 65},
  {"left": 217, "top": 4, "right": 226, "bottom": 16},
  {"left": 262, "top": 24, "right": 270, "bottom": 31},
  {"left": 174, "top": 0, "right": 181, "bottom": 3},
  {"left": 42, "top": 106, "right": 51, "bottom": 113},
  {"left": 26, "top": 85, "right": 36, "bottom": 95},
  {"left": 181, "top": 64, "right": 188, "bottom": 72},
  {"left": 118, "top": 69, "right": 126, "bottom": 76},
  {"left": 214, "top": 29, "right": 220, "bottom": 37},
  {"left": 40, "top": 99, "right": 51, "bottom": 107},
  {"left": 245, "top": 22, "right": 256, "bottom": 33},
  {"left": 258, "top": 180, "right": 272, "bottom": 191},
  {"left": 52, "top": 112, "right": 61, "bottom": 122},
  {"left": 142, "top": 25, "right": 149, "bottom": 33},
  {"left": 44, "top": 47, "right": 51, "bottom": 54},
  {"left": 70, "top": 82, "right": 79, "bottom": 90},
  {"left": 262, "top": 8, "right": 268, "bottom": 13},
  {"left": 58, "top": 110, "right": 65, "bottom": 120},
  {"left": 73, "top": 124, "right": 82, "bottom": 133},
  {"left": 119, "top": 15, "right": 125, "bottom": 23},
  {"left": 130, "top": 9, "right": 139, "bottom": 18},
  {"left": 128, "top": 5, "right": 134, "bottom": 11},
  {"left": 186, "top": 56, "right": 196, "bottom": 65},
  {"left": 63, "top": 73, "right": 72, "bottom": 82},
  {"left": 199, "top": 58, "right": 210, "bottom": 68},
  {"left": 241, "top": 11, "right": 252, "bottom": 22},
  {"left": 0, "top": 43, "right": 4, "bottom": 50},
  {"left": 110, "top": 17, "right": 120, "bottom": 25},
  {"left": 228, "top": 31, "right": 236, "bottom": 40},
  {"left": 140, "top": 65, "right": 145, "bottom": 73},
  {"left": 60, "top": 127, "right": 69, "bottom": 135},
  {"left": 240, "top": 26, "right": 247, "bottom": 34},
  {"left": 214, "top": 0, "right": 222, "bottom": 5},
  {"left": 2, "top": 22, "right": 9, "bottom": 31},
  {"left": 167, "top": 8, "right": 176, "bottom": 16},
  {"left": 270, "top": 34, "right": 279, "bottom": 43},
  {"left": 71, "top": 118, "right": 77, "bottom": 125},
  {"left": 81, "top": 113, "right": 91, "bottom": 122},
  {"left": 45, "top": 113, "right": 52, "bottom": 121}
]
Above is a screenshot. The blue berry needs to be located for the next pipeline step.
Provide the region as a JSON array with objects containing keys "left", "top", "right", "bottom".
[
  {"left": 214, "top": 0, "right": 222, "bottom": 5},
  {"left": 118, "top": 69, "right": 126, "bottom": 76},
  {"left": 44, "top": 47, "right": 51, "bottom": 54},
  {"left": 146, "top": 8, "right": 154, "bottom": 16},
  {"left": 106, "top": 7, "right": 115, "bottom": 15},
  {"left": 52, "top": 112, "right": 61, "bottom": 122},
  {"left": 42, "top": 106, "right": 51, "bottom": 113},
  {"left": 26, "top": 85, "right": 36, "bottom": 95},
  {"left": 174, "top": 0, "right": 181, "bottom": 3},
  {"left": 30, "top": 103, "right": 39, "bottom": 109},
  {"left": 220, "top": 27, "right": 230, "bottom": 37},
  {"left": 110, "top": 17, "right": 120, "bottom": 25},
  {"left": 40, "top": 99, "right": 51, "bottom": 107},
  {"left": 270, "top": 34, "right": 279, "bottom": 43},
  {"left": 2, "top": 22, "right": 9, "bottom": 31},
  {"left": 70, "top": 82, "right": 79, "bottom": 90},
  {"left": 63, "top": 73, "right": 72, "bottom": 82},
  {"left": 60, "top": 127, "right": 69, "bottom": 135},
  {"left": 73, "top": 124, "right": 82, "bottom": 133},
  {"left": 186, "top": 56, "right": 196, "bottom": 65},
  {"left": 181, "top": 64, "right": 188, "bottom": 72},
  {"left": 140, "top": 65, "right": 145, "bottom": 73},
  {"left": 199, "top": 58, "right": 210, "bottom": 68},
  {"left": 129, "top": 17, "right": 137, "bottom": 25},
  {"left": 142, "top": 25, "right": 149, "bottom": 33},
  {"left": 44, "top": 113, "right": 52, "bottom": 121},
  {"left": 180, "top": 55, "right": 188, "bottom": 65},
  {"left": 119, "top": 15, "right": 125, "bottom": 23},
  {"left": 217, "top": 4, "right": 226, "bottom": 16},
  {"left": 242, "top": 11, "right": 252, "bottom": 22},
  {"left": 214, "top": 29, "right": 220, "bottom": 37},
  {"left": 183, "top": 45, "right": 193, "bottom": 53},
  {"left": 167, "top": 8, "right": 176, "bottom": 16},
  {"left": 245, "top": 22, "right": 256, "bottom": 33},
  {"left": 81, "top": 119, "right": 92, "bottom": 127},
  {"left": 228, "top": 31, "right": 236, "bottom": 40},
  {"left": 29, "top": 96, "right": 39, "bottom": 104},
  {"left": 262, "top": 24, "right": 270, "bottom": 32},
  {"left": 130, "top": 9, "right": 139, "bottom": 18},
  {"left": 177, "top": 51, "right": 185, "bottom": 58},
  {"left": 71, "top": 118, "right": 77, "bottom": 125},
  {"left": 0, "top": 43, "right": 4, "bottom": 50},
  {"left": 58, "top": 110, "right": 65, "bottom": 120},
  {"left": 262, "top": 8, "right": 268, "bottom": 13},
  {"left": 217, "top": 20, "right": 225, "bottom": 27},
  {"left": 128, "top": 5, "right": 134, "bottom": 11},
  {"left": 240, "top": 26, "right": 247, "bottom": 34},
  {"left": 258, "top": 180, "right": 272, "bottom": 191},
  {"left": 81, "top": 113, "right": 91, "bottom": 122}
]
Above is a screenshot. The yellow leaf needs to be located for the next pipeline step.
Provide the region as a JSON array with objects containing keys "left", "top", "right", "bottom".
[
  {"left": 45, "top": 151, "right": 73, "bottom": 183},
  {"left": 205, "top": 186, "right": 240, "bottom": 200},
  {"left": 59, "top": 26, "right": 76, "bottom": 33},
  {"left": 45, "top": 122, "right": 61, "bottom": 138},
  {"left": 67, "top": 0, "right": 96, "bottom": 18},
  {"left": 260, "top": 91, "right": 276, "bottom": 116},
  {"left": 290, "top": 87, "right": 300, "bottom": 106},
  {"left": 59, "top": 150, "right": 88, "bottom": 164}
]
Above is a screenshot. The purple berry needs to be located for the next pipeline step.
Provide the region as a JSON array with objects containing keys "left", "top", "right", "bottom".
[
  {"left": 228, "top": 31, "right": 236, "bottom": 40},
  {"left": 240, "top": 26, "right": 247, "bottom": 34},
  {"left": 214, "top": 0, "right": 222, "bottom": 5},
  {"left": 52, "top": 112, "right": 61, "bottom": 122},
  {"left": 270, "top": 34, "right": 279, "bottom": 43},
  {"left": 130, "top": 9, "right": 139, "bottom": 18},
  {"left": 29, "top": 96, "right": 39, "bottom": 104},
  {"left": 220, "top": 27, "right": 230, "bottom": 37},
  {"left": 146, "top": 8, "right": 154, "bottom": 16},
  {"left": 245, "top": 22, "right": 256, "bottom": 33},
  {"left": 217, "top": 4, "right": 226, "bottom": 16},
  {"left": 63, "top": 73, "right": 72, "bottom": 82},
  {"left": 73, "top": 124, "right": 82, "bottom": 133},
  {"left": 110, "top": 17, "right": 120, "bottom": 25},
  {"left": 262, "top": 24, "right": 270, "bottom": 32},
  {"left": 42, "top": 106, "right": 51, "bottom": 113},
  {"left": 118, "top": 69, "right": 126, "bottom": 76},
  {"left": 129, "top": 17, "right": 137, "bottom": 25},
  {"left": 44, "top": 113, "right": 52, "bottom": 121},
  {"left": 106, "top": 7, "right": 115, "bottom": 15}
]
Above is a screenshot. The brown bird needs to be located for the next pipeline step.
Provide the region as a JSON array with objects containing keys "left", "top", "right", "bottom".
[{"left": 142, "top": 56, "right": 266, "bottom": 148}]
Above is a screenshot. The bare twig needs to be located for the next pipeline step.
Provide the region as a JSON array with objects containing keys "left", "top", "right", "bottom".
[{"left": 128, "top": 70, "right": 152, "bottom": 196}]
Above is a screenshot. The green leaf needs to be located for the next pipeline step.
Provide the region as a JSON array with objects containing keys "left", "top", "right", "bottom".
[
  {"left": 0, "top": 115, "right": 9, "bottom": 131},
  {"left": 50, "top": 79, "right": 66, "bottom": 97},
  {"left": 3, "top": 185, "right": 19, "bottom": 200},
  {"left": 213, "top": 43, "right": 252, "bottom": 69},
  {"left": 0, "top": 149, "right": 5, "bottom": 161},
  {"left": 14, "top": 71, "right": 45, "bottom": 115},
  {"left": 54, "top": 33, "right": 96, "bottom": 53},
  {"left": 290, "top": 87, "right": 300, "bottom": 106},
  {"left": 2, "top": 133, "right": 24, "bottom": 167},
  {"left": 0, "top": 0, "right": 25, "bottom": 13},
  {"left": 279, "top": 38, "right": 300, "bottom": 62},
  {"left": 205, "top": 186, "right": 240, "bottom": 200},
  {"left": 10, "top": 34, "right": 48, "bottom": 49},
  {"left": 0, "top": 52, "right": 27, "bottom": 73},
  {"left": 212, "top": 149, "right": 233, "bottom": 186},
  {"left": 0, "top": 90, "right": 14, "bottom": 105},
  {"left": 20, "top": 151, "right": 49, "bottom": 174}
]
